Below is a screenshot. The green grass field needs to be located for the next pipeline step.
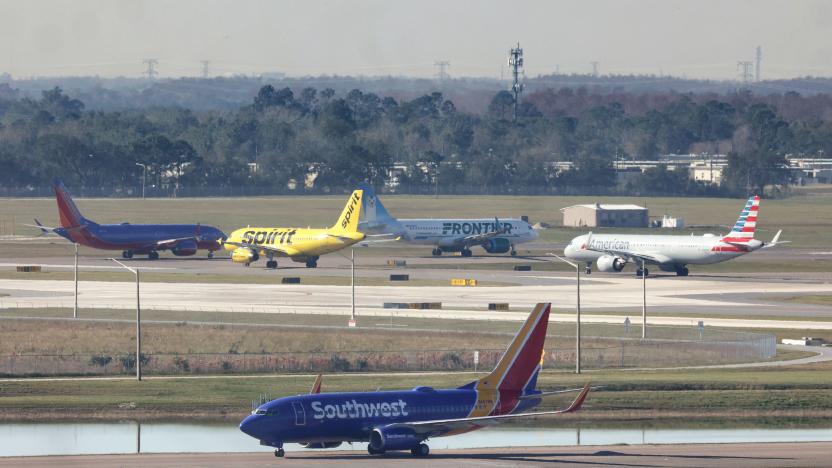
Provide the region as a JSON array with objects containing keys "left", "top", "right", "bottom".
[{"left": 1, "top": 190, "right": 830, "bottom": 248}]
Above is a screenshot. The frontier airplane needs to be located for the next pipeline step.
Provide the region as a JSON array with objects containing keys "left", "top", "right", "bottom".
[
  {"left": 31, "top": 179, "right": 226, "bottom": 259},
  {"left": 564, "top": 196, "right": 784, "bottom": 276},
  {"left": 357, "top": 183, "right": 538, "bottom": 257},
  {"left": 240, "top": 303, "right": 591, "bottom": 457},
  {"left": 223, "top": 189, "right": 366, "bottom": 268}
]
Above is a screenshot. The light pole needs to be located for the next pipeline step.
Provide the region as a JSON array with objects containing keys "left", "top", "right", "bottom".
[
  {"left": 73, "top": 243, "right": 78, "bottom": 319},
  {"left": 135, "top": 163, "right": 147, "bottom": 199},
  {"left": 111, "top": 258, "right": 142, "bottom": 381},
  {"left": 546, "top": 252, "right": 581, "bottom": 374},
  {"left": 349, "top": 248, "right": 356, "bottom": 327},
  {"left": 641, "top": 259, "right": 647, "bottom": 339}
]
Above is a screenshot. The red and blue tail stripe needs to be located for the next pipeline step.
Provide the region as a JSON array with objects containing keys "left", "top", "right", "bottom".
[{"left": 721, "top": 195, "right": 759, "bottom": 243}]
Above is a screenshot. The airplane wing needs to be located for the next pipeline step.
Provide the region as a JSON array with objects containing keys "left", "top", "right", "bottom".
[
  {"left": 451, "top": 217, "right": 507, "bottom": 248},
  {"left": 223, "top": 240, "right": 298, "bottom": 257},
  {"left": 582, "top": 232, "right": 672, "bottom": 265},
  {"left": 355, "top": 235, "right": 401, "bottom": 247},
  {"left": 380, "top": 383, "right": 591, "bottom": 437},
  {"left": 154, "top": 236, "right": 200, "bottom": 248},
  {"left": 517, "top": 385, "right": 603, "bottom": 400},
  {"left": 23, "top": 219, "right": 59, "bottom": 236}
]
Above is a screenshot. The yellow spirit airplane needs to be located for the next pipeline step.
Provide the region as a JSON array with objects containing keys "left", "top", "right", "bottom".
[{"left": 223, "top": 190, "right": 365, "bottom": 269}]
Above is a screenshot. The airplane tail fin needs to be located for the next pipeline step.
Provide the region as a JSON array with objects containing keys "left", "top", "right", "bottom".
[
  {"left": 721, "top": 195, "right": 759, "bottom": 243},
  {"left": 476, "top": 303, "right": 550, "bottom": 392},
  {"left": 52, "top": 178, "right": 87, "bottom": 228},
  {"left": 332, "top": 189, "right": 363, "bottom": 233},
  {"left": 310, "top": 374, "right": 322, "bottom": 394},
  {"left": 357, "top": 182, "right": 395, "bottom": 225}
]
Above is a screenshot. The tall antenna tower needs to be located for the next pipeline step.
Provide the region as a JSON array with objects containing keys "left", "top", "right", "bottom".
[
  {"left": 737, "top": 61, "right": 754, "bottom": 84},
  {"left": 755, "top": 46, "right": 762, "bottom": 82},
  {"left": 590, "top": 61, "right": 599, "bottom": 78},
  {"left": 143, "top": 58, "right": 158, "bottom": 80},
  {"left": 200, "top": 60, "right": 211, "bottom": 79},
  {"left": 434, "top": 61, "right": 450, "bottom": 81},
  {"left": 508, "top": 43, "right": 524, "bottom": 122}
]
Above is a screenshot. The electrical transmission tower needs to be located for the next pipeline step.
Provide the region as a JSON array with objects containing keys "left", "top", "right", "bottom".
[
  {"left": 737, "top": 61, "right": 754, "bottom": 84},
  {"left": 434, "top": 61, "right": 450, "bottom": 81},
  {"left": 200, "top": 60, "right": 210, "bottom": 79},
  {"left": 508, "top": 43, "right": 524, "bottom": 122},
  {"left": 590, "top": 61, "right": 599, "bottom": 78},
  {"left": 755, "top": 46, "right": 762, "bottom": 82},
  {"left": 143, "top": 58, "right": 158, "bottom": 80}
]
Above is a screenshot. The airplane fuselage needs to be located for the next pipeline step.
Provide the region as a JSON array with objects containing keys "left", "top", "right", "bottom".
[
  {"left": 564, "top": 233, "right": 759, "bottom": 267},
  {"left": 57, "top": 222, "right": 225, "bottom": 254},
  {"left": 224, "top": 227, "right": 364, "bottom": 259},
  {"left": 362, "top": 218, "right": 537, "bottom": 250},
  {"left": 241, "top": 387, "right": 538, "bottom": 447}
]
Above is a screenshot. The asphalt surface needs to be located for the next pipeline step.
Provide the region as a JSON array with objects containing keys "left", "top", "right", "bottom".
[{"left": 3, "top": 442, "right": 831, "bottom": 467}]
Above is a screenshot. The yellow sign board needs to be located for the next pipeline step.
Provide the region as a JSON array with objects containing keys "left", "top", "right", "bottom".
[{"left": 450, "top": 278, "right": 477, "bottom": 286}]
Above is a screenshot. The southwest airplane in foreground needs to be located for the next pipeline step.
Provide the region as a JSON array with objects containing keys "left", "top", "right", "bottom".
[
  {"left": 31, "top": 179, "right": 226, "bottom": 259},
  {"left": 223, "top": 189, "right": 366, "bottom": 268},
  {"left": 357, "top": 183, "right": 538, "bottom": 257},
  {"left": 240, "top": 303, "right": 591, "bottom": 458},
  {"left": 564, "top": 195, "right": 785, "bottom": 276}
]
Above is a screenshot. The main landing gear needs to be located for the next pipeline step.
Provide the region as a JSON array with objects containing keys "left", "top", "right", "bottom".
[
  {"left": 147, "top": 251, "right": 159, "bottom": 260},
  {"left": 636, "top": 267, "right": 650, "bottom": 278},
  {"left": 305, "top": 257, "right": 318, "bottom": 268},
  {"left": 121, "top": 250, "right": 133, "bottom": 259},
  {"left": 207, "top": 251, "right": 214, "bottom": 258},
  {"left": 431, "top": 248, "right": 442, "bottom": 256},
  {"left": 274, "top": 448, "right": 285, "bottom": 457},
  {"left": 266, "top": 260, "right": 278, "bottom": 269},
  {"left": 461, "top": 248, "right": 473, "bottom": 257},
  {"left": 585, "top": 263, "right": 592, "bottom": 275},
  {"left": 411, "top": 443, "right": 430, "bottom": 457},
  {"left": 676, "top": 266, "right": 689, "bottom": 276}
]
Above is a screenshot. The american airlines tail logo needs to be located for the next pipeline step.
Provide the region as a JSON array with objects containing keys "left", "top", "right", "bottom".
[
  {"left": 311, "top": 399, "right": 408, "bottom": 420},
  {"left": 340, "top": 192, "right": 361, "bottom": 229}
]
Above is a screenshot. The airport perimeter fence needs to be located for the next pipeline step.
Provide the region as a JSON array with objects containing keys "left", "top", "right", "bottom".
[{"left": 0, "top": 327, "right": 776, "bottom": 377}]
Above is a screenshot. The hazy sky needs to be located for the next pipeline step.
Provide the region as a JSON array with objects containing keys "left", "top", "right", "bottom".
[{"left": 2, "top": 0, "right": 830, "bottom": 80}]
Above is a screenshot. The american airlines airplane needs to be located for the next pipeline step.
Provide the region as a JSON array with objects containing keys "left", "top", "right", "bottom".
[
  {"left": 563, "top": 196, "right": 784, "bottom": 277},
  {"left": 357, "top": 183, "right": 538, "bottom": 256}
]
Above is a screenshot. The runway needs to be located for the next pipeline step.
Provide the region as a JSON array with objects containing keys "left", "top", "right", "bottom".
[
  {"left": 2, "top": 270, "right": 832, "bottom": 324},
  {"left": 3, "top": 442, "right": 831, "bottom": 467}
]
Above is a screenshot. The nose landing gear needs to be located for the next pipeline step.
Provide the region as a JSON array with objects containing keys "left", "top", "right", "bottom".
[{"left": 274, "top": 448, "right": 285, "bottom": 457}]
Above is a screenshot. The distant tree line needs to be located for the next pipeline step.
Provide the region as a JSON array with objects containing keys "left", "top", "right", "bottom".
[{"left": 1, "top": 82, "right": 830, "bottom": 197}]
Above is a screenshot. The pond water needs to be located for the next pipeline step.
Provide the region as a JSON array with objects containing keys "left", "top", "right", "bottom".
[{"left": 2, "top": 422, "right": 832, "bottom": 457}]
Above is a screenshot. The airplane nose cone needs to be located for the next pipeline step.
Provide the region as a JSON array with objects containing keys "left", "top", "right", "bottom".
[
  {"left": 239, "top": 414, "right": 261, "bottom": 439},
  {"left": 563, "top": 244, "right": 575, "bottom": 257}
]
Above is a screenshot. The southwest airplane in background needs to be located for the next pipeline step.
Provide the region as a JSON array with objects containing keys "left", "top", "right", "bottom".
[
  {"left": 223, "top": 189, "right": 366, "bottom": 268},
  {"left": 32, "top": 179, "right": 226, "bottom": 259},
  {"left": 564, "top": 196, "right": 785, "bottom": 277},
  {"left": 240, "top": 303, "right": 591, "bottom": 458},
  {"left": 357, "top": 183, "right": 538, "bottom": 257}
]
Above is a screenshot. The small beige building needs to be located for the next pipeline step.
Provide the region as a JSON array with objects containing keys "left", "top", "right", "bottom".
[{"left": 561, "top": 203, "right": 649, "bottom": 228}]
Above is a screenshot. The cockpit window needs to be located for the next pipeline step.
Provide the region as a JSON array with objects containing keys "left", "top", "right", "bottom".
[{"left": 254, "top": 409, "right": 267, "bottom": 415}]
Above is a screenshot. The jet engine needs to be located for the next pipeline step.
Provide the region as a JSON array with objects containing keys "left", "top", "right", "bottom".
[
  {"left": 300, "top": 442, "right": 342, "bottom": 449},
  {"left": 483, "top": 238, "right": 511, "bottom": 254},
  {"left": 369, "top": 427, "right": 421, "bottom": 452},
  {"left": 231, "top": 247, "right": 259, "bottom": 264},
  {"left": 596, "top": 255, "right": 626, "bottom": 272},
  {"left": 171, "top": 239, "right": 198, "bottom": 256}
]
